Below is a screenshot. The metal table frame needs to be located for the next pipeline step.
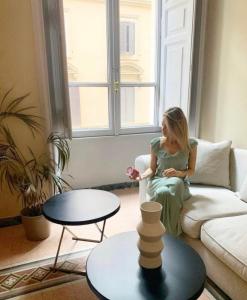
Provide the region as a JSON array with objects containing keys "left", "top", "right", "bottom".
[
  {"left": 51, "top": 221, "right": 107, "bottom": 275},
  {"left": 43, "top": 189, "right": 120, "bottom": 276}
]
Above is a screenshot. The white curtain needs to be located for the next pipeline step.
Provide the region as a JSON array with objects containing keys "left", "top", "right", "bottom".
[{"left": 42, "top": 0, "right": 72, "bottom": 138}]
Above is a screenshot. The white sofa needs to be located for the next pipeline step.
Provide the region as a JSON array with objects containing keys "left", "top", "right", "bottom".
[{"left": 135, "top": 148, "right": 247, "bottom": 300}]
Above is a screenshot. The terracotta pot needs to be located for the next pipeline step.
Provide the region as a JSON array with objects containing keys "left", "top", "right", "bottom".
[
  {"left": 137, "top": 201, "right": 166, "bottom": 269},
  {"left": 21, "top": 210, "right": 50, "bottom": 241}
]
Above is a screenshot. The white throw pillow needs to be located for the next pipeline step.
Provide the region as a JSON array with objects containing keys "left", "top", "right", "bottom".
[
  {"left": 189, "top": 139, "right": 232, "bottom": 188},
  {"left": 237, "top": 175, "right": 247, "bottom": 202}
]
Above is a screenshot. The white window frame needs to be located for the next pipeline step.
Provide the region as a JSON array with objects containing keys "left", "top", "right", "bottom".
[
  {"left": 65, "top": 0, "right": 162, "bottom": 138},
  {"left": 114, "top": 0, "right": 162, "bottom": 136}
]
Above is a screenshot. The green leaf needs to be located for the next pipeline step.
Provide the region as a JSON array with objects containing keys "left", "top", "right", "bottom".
[
  {"left": 5, "top": 93, "right": 30, "bottom": 112},
  {"left": 0, "top": 88, "right": 13, "bottom": 111},
  {"left": 0, "top": 96, "right": 71, "bottom": 214}
]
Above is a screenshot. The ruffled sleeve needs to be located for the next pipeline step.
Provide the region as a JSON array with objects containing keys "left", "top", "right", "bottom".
[
  {"left": 150, "top": 137, "right": 161, "bottom": 155},
  {"left": 189, "top": 138, "right": 198, "bottom": 148}
]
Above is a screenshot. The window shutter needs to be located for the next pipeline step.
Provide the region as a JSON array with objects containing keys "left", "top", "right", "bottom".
[{"left": 160, "top": 0, "right": 196, "bottom": 122}]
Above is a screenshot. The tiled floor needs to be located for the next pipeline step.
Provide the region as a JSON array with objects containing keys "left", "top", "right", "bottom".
[
  {"left": 0, "top": 188, "right": 212, "bottom": 299},
  {"left": 0, "top": 188, "right": 140, "bottom": 270}
]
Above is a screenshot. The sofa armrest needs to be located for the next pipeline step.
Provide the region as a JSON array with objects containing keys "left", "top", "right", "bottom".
[{"left": 135, "top": 154, "right": 151, "bottom": 204}]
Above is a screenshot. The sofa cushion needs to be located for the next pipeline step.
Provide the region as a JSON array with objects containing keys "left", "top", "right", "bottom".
[
  {"left": 181, "top": 185, "right": 247, "bottom": 238},
  {"left": 230, "top": 148, "right": 247, "bottom": 192},
  {"left": 201, "top": 215, "right": 247, "bottom": 282},
  {"left": 237, "top": 174, "right": 247, "bottom": 203},
  {"left": 135, "top": 155, "right": 150, "bottom": 204},
  {"left": 189, "top": 140, "right": 232, "bottom": 188}
]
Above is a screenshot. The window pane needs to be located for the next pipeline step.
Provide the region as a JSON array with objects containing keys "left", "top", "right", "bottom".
[
  {"left": 63, "top": 0, "right": 107, "bottom": 82},
  {"left": 119, "top": 0, "right": 156, "bottom": 83},
  {"left": 120, "top": 86, "right": 155, "bottom": 128},
  {"left": 69, "top": 87, "right": 109, "bottom": 130}
]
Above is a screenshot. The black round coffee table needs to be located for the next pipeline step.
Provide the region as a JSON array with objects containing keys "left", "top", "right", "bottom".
[
  {"left": 43, "top": 189, "right": 120, "bottom": 274},
  {"left": 86, "top": 231, "right": 206, "bottom": 300}
]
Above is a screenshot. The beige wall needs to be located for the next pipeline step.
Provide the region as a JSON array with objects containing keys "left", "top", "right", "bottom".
[
  {"left": 199, "top": 0, "right": 247, "bottom": 149},
  {"left": 0, "top": 0, "right": 47, "bottom": 217}
]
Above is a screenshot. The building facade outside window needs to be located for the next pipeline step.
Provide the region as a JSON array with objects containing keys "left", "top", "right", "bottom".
[
  {"left": 121, "top": 87, "right": 135, "bottom": 125},
  {"left": 120, "top": 21, "right": 135, "bottom": 55}
]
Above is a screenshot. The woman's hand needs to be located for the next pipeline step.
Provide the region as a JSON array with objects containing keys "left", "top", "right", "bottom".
[
  {"left": 129, "top": 174, "right": 142, "bottom": 181},
  {"left": 129, "top": 172, "right": 143, "bottom": 181},
  {"left": 127, "top": 167, "right": 142, "bottom": 181},
  {"left": 162, "top": 168, "right": 180, "bottom": 177}
]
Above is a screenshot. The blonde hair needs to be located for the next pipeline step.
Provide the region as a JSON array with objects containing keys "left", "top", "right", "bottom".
[{"left": 163, "top": 107, "right": 190, "bottom": 152}]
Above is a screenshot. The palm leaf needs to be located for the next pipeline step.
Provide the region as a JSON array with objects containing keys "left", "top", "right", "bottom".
[
  {"left": 5, "top": 93, "right": 30, "bottom": 111},
  {"left": 47, "top": 133, "right": 70, "bottom": 171},
  {"left": 1, "top": 126, "right": 16, "bottom": 147},
  {"left": 0, "top": 90, "right": 42, "bottom": 135},
  {"left": 0, "top": 92, "right": 72, "bottom": 214},
  {"left": 14, "top": 106, "right": 37, "bottom": 113},
  {"left": 0, "top": 88, "right": 13, "bottom": 111}
]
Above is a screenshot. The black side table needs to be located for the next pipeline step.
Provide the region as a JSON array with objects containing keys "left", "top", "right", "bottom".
[
  {"left": 86, "top": 231, "right": 206, "bottom": 300},
  {"left": 42, "top": 189, "right": 120, "bottom": 274}
]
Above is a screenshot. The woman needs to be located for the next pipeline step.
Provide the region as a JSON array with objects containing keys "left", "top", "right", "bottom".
[{"left": 133, "top": 107, "right": 197, "bottom": 236}]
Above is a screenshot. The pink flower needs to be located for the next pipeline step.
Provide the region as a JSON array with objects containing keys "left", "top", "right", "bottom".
[{"left": 126, "top": 167, "right": 140, "bottom": 180}]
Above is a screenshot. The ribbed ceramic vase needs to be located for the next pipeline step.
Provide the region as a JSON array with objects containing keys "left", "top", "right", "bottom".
[{"left": 137, "top": 201, "right": 166, "bottom": 269}]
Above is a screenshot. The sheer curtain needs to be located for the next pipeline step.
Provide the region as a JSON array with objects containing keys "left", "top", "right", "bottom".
[{"left": 42, "top": 0, "right": 72, "bottom": 138}]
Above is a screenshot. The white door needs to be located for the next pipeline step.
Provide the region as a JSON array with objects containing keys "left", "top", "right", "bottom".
[{"left": 160, "top": 0, "right": 196, "bottom": 119}]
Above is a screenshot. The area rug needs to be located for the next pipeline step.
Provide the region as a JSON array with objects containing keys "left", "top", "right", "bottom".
[
  {"left": 0, "top": 251, "right": 217, "bottom": 300},
  {"left": 0, "top": 249, "right": 89, "bottom": 300}
]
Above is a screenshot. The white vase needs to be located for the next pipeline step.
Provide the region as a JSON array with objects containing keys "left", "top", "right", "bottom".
[{"left": 137, "top": 201, "right": 166, "bottom": 269}]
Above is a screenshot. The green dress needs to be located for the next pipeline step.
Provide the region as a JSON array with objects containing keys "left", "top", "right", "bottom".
[{"left": 147, "top": 137, "right": 198, "bottom": 236}]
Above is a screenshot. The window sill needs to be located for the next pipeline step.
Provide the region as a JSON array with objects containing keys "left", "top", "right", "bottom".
[{"left": 72, "top": 130, "right": 161, "bottom": 140}]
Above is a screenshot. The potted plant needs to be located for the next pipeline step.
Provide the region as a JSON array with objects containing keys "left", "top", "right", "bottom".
[{"left": 0, "top": 89, "right": 71, "bottom": 240}]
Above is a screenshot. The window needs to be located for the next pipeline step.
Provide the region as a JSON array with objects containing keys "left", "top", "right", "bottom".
[
  {"left": 62, "top": 0, "right": 160, "bottom": 137},
  {"left": 42, "top": 0, "right": 197, "bottom": 137}
]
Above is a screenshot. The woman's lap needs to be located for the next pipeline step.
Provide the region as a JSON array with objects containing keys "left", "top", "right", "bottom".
[
  {"left": 147, "top": 176, "right": 191, "bottom": 236},
  {"left": 148, "top": 176, "right": 191, "bottom": 201}
]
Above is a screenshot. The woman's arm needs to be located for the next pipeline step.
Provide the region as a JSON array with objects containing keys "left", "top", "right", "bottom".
[
  {"left": 177, "top": 146, "right": 197, "bottom": 177},
  {"left": 140, "top": 147, "right": 157, "bottom": 180},
  {"left": 163, "top": 146, "right": 197, "bottom": 178}
]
